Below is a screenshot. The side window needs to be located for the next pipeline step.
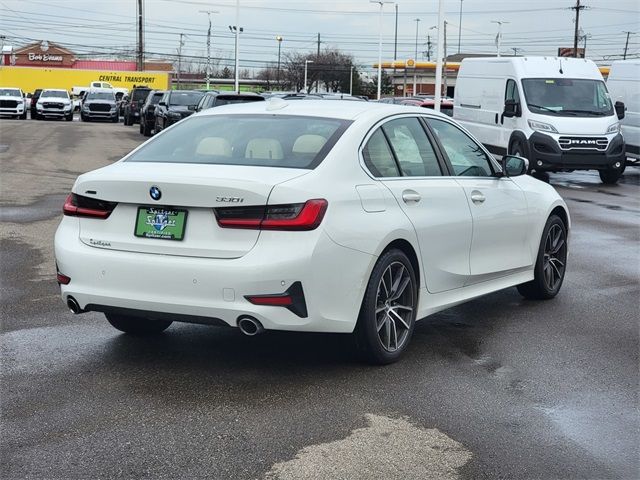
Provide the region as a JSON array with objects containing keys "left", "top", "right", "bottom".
[
  {"left": 427, "top": 119, "right": 494, "bottom": 177},
  {"left": 505, "top": 79, "right": 520, "bottom": 104},
  {"left": 362, "top": 129, "right": 400, "bottom": 178},
  {"left": 381, "top": 118, "right": 442, "bottom": 176}
]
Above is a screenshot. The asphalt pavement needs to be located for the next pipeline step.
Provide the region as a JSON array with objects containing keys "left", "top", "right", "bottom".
[{"left": 1, "top": 117, "right": 638, "bottom": 479}]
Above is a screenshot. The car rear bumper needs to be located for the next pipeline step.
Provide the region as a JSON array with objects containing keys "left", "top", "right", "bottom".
[
  {"left": 528, "top": 132, "right": 626, "bottom": 171},
  {"left": 54, "top": 217, "right": 374, "bottom": 333}
]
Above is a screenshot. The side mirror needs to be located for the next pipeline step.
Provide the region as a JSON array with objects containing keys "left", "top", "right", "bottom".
[
  {"left": 501, "top": 155, "right": 529, "bottom": 177},
  {"left": 158, "top": 101, "right": 167, "bottom": 107},
  {"left": 615, "top": 101, "right": 625, "bottom": 120},
  {"left": 503, "top": 99, "right": 520, "bottom": 118}
]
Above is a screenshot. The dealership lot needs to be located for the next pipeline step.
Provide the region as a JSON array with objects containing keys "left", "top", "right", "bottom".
[{"left": 1, "top": 119, "right": 638, "bottom": 479}]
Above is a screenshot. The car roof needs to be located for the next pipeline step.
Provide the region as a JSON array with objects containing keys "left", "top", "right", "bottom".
[
  {"left": 88, "top": 88, "right": 114, "bottom": 94},
  {"left": 198, "top": 98, "right": 450, "bottom": 121},
  {"left": 42, "top": 89, "right": 68, "bottom": 93}
]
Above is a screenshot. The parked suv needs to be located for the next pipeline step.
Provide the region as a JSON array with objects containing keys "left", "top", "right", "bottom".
[
  {"left": 154, "top": 90, "right": 204, "bottom": 133},
  {"left": 0, "top": 88, "right": 27, "bottom": 119},
  {"left": 139, "top": 90, "right": 165, "bottom": 136},
  {"left": 194, "top": 92, "right": 264, "bottom": 112},
  {"left": 36, "top": 89, "right": 73, "bottom": 121},
  {"left": 80, "top": 88, "right": 119, "bottom": 122},
  {"left": 123, "top": 87, "right": 152, "bottom": 125}
]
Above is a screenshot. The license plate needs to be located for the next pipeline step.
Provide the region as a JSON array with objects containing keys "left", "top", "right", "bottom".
[{"left": 134, "top": 207, "right": 187, "bottom": 241}]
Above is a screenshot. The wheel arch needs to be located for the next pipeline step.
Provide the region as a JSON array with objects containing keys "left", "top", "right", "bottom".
[
  {"left": 508, "top": 130, "right": 529, "bottom": 155},
  {"left": 379, "top": 238, "right": 421, "bottom": 290},
  {"left": 550, "top": 204, "right": 570, "bottom": 232}
]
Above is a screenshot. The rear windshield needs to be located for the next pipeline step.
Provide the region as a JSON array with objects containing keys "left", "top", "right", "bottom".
[
  {"left": 126, "top": 114, "right": 351, "bottom": 169},
  {"left": 132, "top": 89, "right": 151, "bottom": 101},
  {"left": 169, "top": 91, "right": 204, "bottom": 106}
]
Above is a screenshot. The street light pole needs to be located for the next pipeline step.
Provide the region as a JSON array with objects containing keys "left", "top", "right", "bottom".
[
  {"left": 304, "top": 59, "right": 314, "bottom": 93},
  {"left": 370, "top": 0, "right": 394, "bottom": 101},
  {"left": 276, "top": 35, "right": 283, "bottom": 89},
  {"left": 413, "top": 18, "right": 420, "bottom": 95},
  {"left": 199, "top": 10, "right": 218, "bottom": 90},
  {"left": 491, "top": 20, "right": 509, "bottom": 57}
]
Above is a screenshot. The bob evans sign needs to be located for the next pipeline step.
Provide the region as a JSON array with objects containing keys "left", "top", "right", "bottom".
[{"left": 28, "top": 53, "right": 63, "bottom": 62}]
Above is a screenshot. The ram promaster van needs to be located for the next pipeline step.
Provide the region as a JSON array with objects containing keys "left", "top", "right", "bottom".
[
  {"left": 454, "top": 57, "right": 626, "bottom": 183},
  {"left": 607, "top": 59, "right": 639, "bottom": 162}
]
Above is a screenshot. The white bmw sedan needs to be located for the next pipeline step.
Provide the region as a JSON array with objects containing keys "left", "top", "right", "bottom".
[{"left": 55, "top": 100, "right": 569, "bottom": 364}]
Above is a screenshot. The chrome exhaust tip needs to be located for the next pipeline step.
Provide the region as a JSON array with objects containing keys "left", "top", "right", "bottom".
[
  {"left": 66, "top": 296, "right": 83, "bottom": 314},
  {"left": 237, "top": 316, "right": 265, "bottom": 336}
]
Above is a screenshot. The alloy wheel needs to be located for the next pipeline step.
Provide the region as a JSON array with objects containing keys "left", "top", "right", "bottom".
[
  {"left": 543, "top": 224, "right": 566, "bottom": 291},
  {"left": 375, "top": 261, "right": 415, "bottom": 352}
]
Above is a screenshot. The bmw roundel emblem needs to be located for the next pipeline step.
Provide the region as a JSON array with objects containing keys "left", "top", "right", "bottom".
[{"left": 149, "top": 186, "right": 162, "bottom": 201}]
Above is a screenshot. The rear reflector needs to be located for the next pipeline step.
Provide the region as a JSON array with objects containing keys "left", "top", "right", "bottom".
[
  {"left": 63, "top": 193, "right": 116, "bottom": 219},
  {"left": 56, "top": 272, "right": 71, "bottom": 285},
  {"left": 215, "top": 199, "right": 327, "bottom": 231},
  {"left": 245, "top": 294, "right": 293, "bottom": 306}
]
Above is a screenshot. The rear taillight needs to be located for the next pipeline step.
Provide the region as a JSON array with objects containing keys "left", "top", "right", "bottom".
[
  {"left": 63, "top": 193, "right": 116, "bottom": 219},
  {"left": 214, "top": 199, "right": 328, "bottom": 231}
]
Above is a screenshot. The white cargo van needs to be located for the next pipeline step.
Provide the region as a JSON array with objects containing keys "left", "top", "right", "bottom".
[
  {"left": 607, "top": 59, "right": 639, "bottom": 162},
  {"left": 454, "top": 56, "right": 626, "bottom": 183}
]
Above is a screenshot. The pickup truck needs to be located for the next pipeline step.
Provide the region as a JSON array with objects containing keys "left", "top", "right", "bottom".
[{"left": 71, "top": 81, "right": 128, "bottom": 101}]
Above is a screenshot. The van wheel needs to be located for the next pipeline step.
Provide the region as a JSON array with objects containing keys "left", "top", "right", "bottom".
[
  {"left": 509, "top": 139, "right": 531, "bottom": 168},
  {"left": 517, "top": 214, "right": 567, "bottom": 300},
  {"left": 599, "top": 164, "right": 624, "bottom": 184},
  {"left": 355, "top": 249, "right": 418, "bottom": 365},
  {"left": 106, "top": 313, "right": 172, "bottom": 335}
]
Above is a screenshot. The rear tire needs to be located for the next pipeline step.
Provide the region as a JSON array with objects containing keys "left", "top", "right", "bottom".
[
  {"left": 517, "top": 214, "right": 567, "bottom": 300},
  {"left": 65, "top": 114, "right": 73, "bottom": 122},
  {"left": 599, "top": 164, "right": 624, "bottom": 184},
  {"left": 112, "top": 115, "right": 119, "bottom": 123},
  {"left": 106, "top": 313, "right": 172, "bottom": 335},
  {"left": 20, "top": 111, "right": 27, "bottom": 119},
  {"left": 355, "top": 249, "right": 418, "bottom": 365},
  {"left": 143, "top": 121, "right": 152, "bottom": 136}
]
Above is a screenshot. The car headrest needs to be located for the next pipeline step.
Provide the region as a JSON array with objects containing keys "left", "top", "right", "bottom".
[
  {"left": 245, "top": 138, "right": 284, "bottom": 160},
  {"left": 292, "top": 134, "right": 327, "bottom": 155},
  {"left": 195, "top": 137, "right": 232, "bottom": 157}
]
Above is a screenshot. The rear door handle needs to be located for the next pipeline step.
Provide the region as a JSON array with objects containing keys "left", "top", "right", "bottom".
[
  {"left": 470, "top": 191, "right": 485, "bottom": 204},
  {"left": 402, "top": 191, "right": 421, "bottom": 203}
]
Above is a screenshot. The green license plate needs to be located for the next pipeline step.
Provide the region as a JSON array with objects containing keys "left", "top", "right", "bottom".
[{"left": 134, "top": 206, "right": 187, "bottom": 241}]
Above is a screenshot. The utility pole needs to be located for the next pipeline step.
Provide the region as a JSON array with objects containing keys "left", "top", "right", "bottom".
[
  {"left": 434, "top": 0, "right": 444, "bottom": 111},
  {"left": 457, "top": 0, "right": 463, "bottom": 54},
  {"left": 350, "top": 65, "right": 354, "bottom": 95},
  {"left": 199, "top": 10, "right": 218, "bottom": 90},
  {"left": 316, "top": 33, "right": 321, "bottom": 93},
  {"left": 443, "top": 21, "right": 448, "bottom": 98},
  {"left": 623, "top": 31, "right": 635, "bottom": 59},
  {"left": 394, "top": 4, "right": 398, "bottom": 61},
  {"left": 511, "top": 47, "right": 522, "bottom": 56},
  {"left": 177, "top": 33, "right": 185, "bottom": 88},
  {"left": 571, "top": 0, "right": 587, "bottom": 57},
  {"left": 136, "top": 0, "right": 144, "bottom": 71},
  {"left": 491, "top": 20, "right": 509, "bottom": 57},
  {"left": 234, "top": 0, "right": 240, "bottom": 93},
  {"left": 427, "top": 34, "right": 432, "bottom": 61},
  {"left": 413, "top": 18, "right": 420, "bottom": 95}
]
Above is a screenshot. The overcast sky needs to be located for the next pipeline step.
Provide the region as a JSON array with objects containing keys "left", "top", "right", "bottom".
[{"left": 1, "top": 0, "right": 638, "bottom": 73}]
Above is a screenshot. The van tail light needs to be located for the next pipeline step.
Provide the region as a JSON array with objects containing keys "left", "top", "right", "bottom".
[
  {"left": 214, "top": 199, "right": 328, "bottom": 231},
  {"left": 63, "top": 193, "right": 117, "bottom": 219}
]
